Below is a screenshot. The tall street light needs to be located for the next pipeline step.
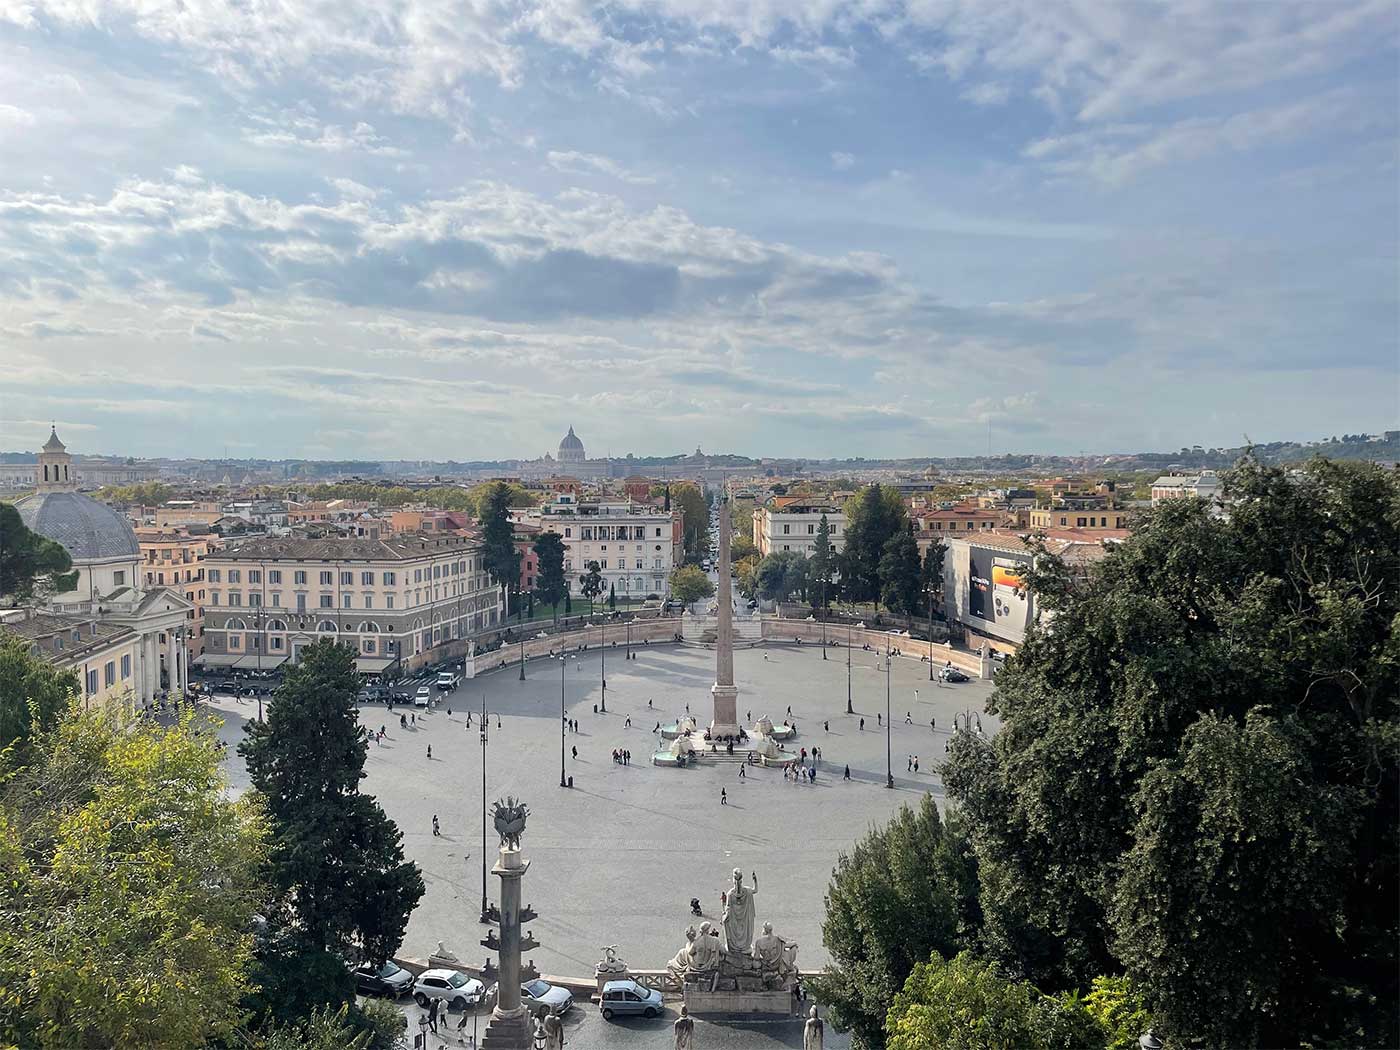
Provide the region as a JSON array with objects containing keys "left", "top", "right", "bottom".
[
  {"left": 625, "top": 618, "right": 632, "bottom": 661},
  {"left": 885, "top": 638, "right": 894, "bottom": 789},
  {"left": 599, "top": 620, "right": 607, "bottom": 711},
  {"left": 559, "top": 654, "right": 567, "bottom": 788},
  {"left": 518, "top": 633, "right": 526, "bottom": 681},
  {"left": 928, "top": 588, "right": 936, "bottom": 681},
  {"left": 478, "top": 691, "right": 490, "bottom": 923},
  {"left": 845, "top": 620, "right": 853, "bottom": 714},
  {"left": 820, "top": 576, "right": 828, "bottom": 660}
]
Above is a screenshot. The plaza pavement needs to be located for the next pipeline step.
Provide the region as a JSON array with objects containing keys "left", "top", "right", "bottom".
[{"left": 206, "top": 640, "right": 996, "bottom": 979}]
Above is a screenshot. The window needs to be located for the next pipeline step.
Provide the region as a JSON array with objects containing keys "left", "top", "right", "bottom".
[
  {"left": 783, "top": 524, "right": 790, "bottom": 534},
  {"left": 564, "top": 528, "right": 571, "bottom": 538},
  {"left": 601, "top": 559, "right": 608, "bottom": 569},
  {"left": 808, "top": 523, "right": 815, "bottom": 534},
  {"left": 363, "top": 594, "right": 373, "bottom": 608},
  {"left": 361, "top": 571, "right": 374, "bottom": 585},
  {"left": 363, "top": 639, "right": 376, "bottom": 653},
  {"left": 270, "top": 591, "right": 281, "bottom": 607},
  {"left": 228, "top": 569, "right": 241, "bottom": 583},
  {"left": 86, "top": 669, "right": 98, "bottom": 694},
  {"left": 655, "top": 527, "right": 662, "bottom": 537},
  {"left": 121, "top": 654, "right": 130, "bottom": 678},
  {"left": 635, "top": 558, "right": 643, "bottom": 569},
  {"left": 342, "top": 593, "right": 352, "bottom": 608},
  {"left": 270, "top": 636, "right": 284, "bottom": 651},
  {"left": 414, "top": 569, "right": 422, "bottom": 583},
  {"left": 383, "top": 571, "right": 396, "bottom": 585},
  {"left": 294, "top": 570, "right": 307, "bottom": 584},
  {"left": 320, "top": 594, "right": 333, "bottom": 608},
  {"left": 104, "top": 661, "right": 116, "bottom": 687},
  {"left": 340, "top": 571, "right": 353, "bottom": 585},
  {"left": 229, "top": 634, "right": 241, "bottom": 650},
  {"left": 228, "top": 592, "right": 242, "bottom": 606},
  {"left": 269, "top": 570, "right": 282, "bottom": 583},
  {"left": 296, "top": 593, "right": 307, "bottom": 612},
  {"left": 113, "top": 569, "right": 125, "bottom": 586},
  {"left": 249, "top": 592, "right": 262, "bottom": 607},
  {"left": 317, "top": 620, "right": 338, "bottom": 632},
  {"left": 248, "top": 570, "right": 261, "bottom": 583},
  {"left": 320, "top": 571, "right": 333, "bottom": 585},
  {"left": 210, "top": 591, "right": 220, "bottom": 606},
  {"left": 432, "top": 565, "right": 441, "bottom": 579},
  {"left": 1077, "top": 517, "right": 1087, "bottom": 527}
]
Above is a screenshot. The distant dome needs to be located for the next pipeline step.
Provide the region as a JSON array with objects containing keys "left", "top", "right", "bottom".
[
  {"left": 14, "top": 490, "right": 140, "bottom": 562},
  {"left": 558, "top": 426, "right": 585, "bottom": 463}
]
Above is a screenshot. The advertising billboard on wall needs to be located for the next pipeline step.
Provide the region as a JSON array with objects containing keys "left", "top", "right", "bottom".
[{"left": 966, "top": 545, "right": 1033, "bottom": 642}]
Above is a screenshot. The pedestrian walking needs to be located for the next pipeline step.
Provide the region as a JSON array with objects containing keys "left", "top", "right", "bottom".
[
  {"left": 913, "top": 756, "right": 920, "bottom": 773},
  {"left": 824, "top": 720, "right": 829, "bottom": 732},
  {"left": 907, "top": 755, "right": 912, "bottom": 772},
  {"left": 930, "top": 717, "right": 936, "bottom": 731},
  {"left": 786, "top": 705, "right": 792, "bottom": 716},
  {"left": 571, "top": 745, "right": 578, "bottom": 760},
  {"left": 446, "top": 706, "right": 452, "bottom": 717},
  {"left": 877, "top": 712, "right": 882, "bottom": 727},
  {"left": 648, "top": 698, "right": 653, "bottom": 708},
  {"left": 739, "top": 765, "right": 745, "bottom": 779},
  {"left": 859, "top": 717, "right": 865, "bottom": 731},
  {"left": 428, "top": 996, "right": 440, "bottom": 1033},
  {"left": 432, "top": 814, "right": 440, "bottom": 837},
  {"left": 843, "top": 765, "right": 851, "bottom": 780},
  {"left": 720, "top": 788, "right": 727, "bottom": 806},
  {"left": 625, "top": 716, "right": 631, "bottom": 728},
  {"left": 426, "top": 744, "right": 432, "bottom": 760},
  {"left": 593, "top": 703, "right": 598, "bottom": 714},
  {"left": 411, "top": 712, "right": 416, "bottom": 726},
  {"left": 905, "top": 712, "right": 912, "bottom": 724}
]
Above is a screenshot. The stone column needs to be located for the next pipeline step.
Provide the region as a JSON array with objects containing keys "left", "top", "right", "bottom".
[
  {"left": 166, "top": 630, "right": 178, "bottom": 694},
  {"left": 480, "top": 835, "right": 537, "bottom": 1049},
  {"left": 144, "top": 634, "right": 158, "bottom": 702},
  {"left": 710, "top": 494, "right": 739, "bottom": 737}
]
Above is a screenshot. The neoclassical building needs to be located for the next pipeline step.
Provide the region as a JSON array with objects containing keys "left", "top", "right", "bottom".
[{"left": 13, "top": 429, "right": 193, "bottom": 705}]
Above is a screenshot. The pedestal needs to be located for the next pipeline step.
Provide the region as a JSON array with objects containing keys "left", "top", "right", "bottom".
[{"left": 710, "top": 683, "right": 739, "bottom": 738}]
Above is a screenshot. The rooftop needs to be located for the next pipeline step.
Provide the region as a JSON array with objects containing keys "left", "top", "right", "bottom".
[{"left": 209, "top": 533, "right": 480, "bottom": 562}]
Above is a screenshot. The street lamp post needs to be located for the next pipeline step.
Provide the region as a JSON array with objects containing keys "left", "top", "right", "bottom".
[
  {"left": 559, "top": 654, "right": 567, "bottom": 788},
  {"left": 626, "top": 618, "right": 632, "bottom": 660},
  {"left": 885, "top": 639, "right": 894, "bottom": 789},
  {"left": 519, "top": 635, "right": 525, "bottom": 681},
  {"left": 928, "top": 590, "right": 935, "bottom": 681},
  {"left": 821, "top": 577, "right": 828, "bottom": 660},
  {"left": 599, "top": 621, "right": 607, "bottom": 711},
  {"left": 478, "top": 691, "right": 489, "bottom": 923},
  {"left": 846, "top": 620, "right": 853, "bottom": 714}
]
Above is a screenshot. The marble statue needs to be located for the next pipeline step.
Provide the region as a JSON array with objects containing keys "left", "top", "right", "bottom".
[
  {"left": 492, "top": 796, "right": 528, "bottom": 849},
  {"left": 722, "top": 869, "right": 758, "bottom": 953},
  {"left": 689, "top": 921, "right": 721, "bottom": 974},
  {"left": 667, "top": 926, "right": 697, "bottom": 983},
  {"left": 597, "top": 944, "right": 626, "bottom": 973},
  {"left": 751, "top": 921, "right": 798, "bottom": 983},
  {"left": 804, "top": 1006, "right": 824, "bottom": 1050},
  {"left": 673, "top": 1004, "right": 696, "bottom": 1049},
  {"left": 541, "top": 1012, "right": 564, "bottom": 1050},
  {"left": 433, "top": 939, "right": 459, "bottom": 962}
]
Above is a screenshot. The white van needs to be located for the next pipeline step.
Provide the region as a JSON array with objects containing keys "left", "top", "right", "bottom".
[{"left": 436, "top": 671, "right": 460, "bottom": 692}]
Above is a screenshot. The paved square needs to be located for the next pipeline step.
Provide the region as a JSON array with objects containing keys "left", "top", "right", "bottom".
[{"left": 208, "top": 640, "right": 996, "bottom": 979}]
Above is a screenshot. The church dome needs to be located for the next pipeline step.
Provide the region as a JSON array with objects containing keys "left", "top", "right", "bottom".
[
  {"left": 559, "top": 426, "right": 584, "bottom": 452},
  {"left": 558, "top": 426, "right": 585, "bottom": 463},
  {"left": 14, "top": 490, "right": 141, "bottom": 562}
]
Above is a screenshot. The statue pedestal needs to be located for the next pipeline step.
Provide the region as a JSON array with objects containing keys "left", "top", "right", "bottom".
[
  {"left": 682, "top": 985, "right": 796, "bottom": 1017},
  {"left": 480, "top": 1005, "right": 532, "bottom": 1049},
  {"left": 710, "top": 683, "right": 739, "bottom": 738}
]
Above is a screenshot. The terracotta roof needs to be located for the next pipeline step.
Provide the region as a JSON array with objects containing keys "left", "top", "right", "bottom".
[{"left": 211, "top": 533, "right": 480, "bottom": 562}]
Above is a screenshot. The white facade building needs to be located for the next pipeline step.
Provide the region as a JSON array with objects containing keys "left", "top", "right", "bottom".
[
  {"left": 752, "top": 500, "right": 846, "bottom": 557},
  {"left": 1150, "top": 471, "right": 1221, "bottom": 507},
  {"left": 535, "top": 495, "right": 681, "bottom": 599}
]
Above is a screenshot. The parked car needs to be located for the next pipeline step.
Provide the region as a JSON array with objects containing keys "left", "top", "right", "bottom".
[
  {"left": 357, "top": 685, "right": 390, "bottom": 704},
  {"left": 599, "top": 979, "right": 662, "bottom": 1020},
  {"left": 412, "top": 968, "right": 484, "bottom": 1010},
  {"left": 414, "top": 685, "right": 432, "bottom": 707},
  {"left": 436, "top": 671, "right": 460, "bottom": 691},
  {"left": 939, "top": 666, "right": 969, "bottom": 683},
  {"left": 488, "top": 979, "right": 573, "bottom": 1017},
  {"left": 352, "top": 959, "right": 414, "bottom": 998}
]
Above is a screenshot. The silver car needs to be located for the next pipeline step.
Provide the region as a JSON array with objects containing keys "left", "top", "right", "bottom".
[
  {"left": 600, "top": 979, "right": 663, "bottom": 1020},
  {"left": 489, "top": 978, "right": 574, "bottom": 1017},
  {"left": 412, "top": 968, "right": 484, "bottom": 1010}
]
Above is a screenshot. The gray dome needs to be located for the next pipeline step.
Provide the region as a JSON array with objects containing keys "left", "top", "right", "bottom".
[
  {"left": 14, "top": 490, "right": 140, "bottom": 562},
  {"left": 559, "top": 426, "right": 584, "bottom": 451}
]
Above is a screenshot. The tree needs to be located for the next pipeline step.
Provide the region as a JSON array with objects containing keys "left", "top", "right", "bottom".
[
  {"left": 878, "top": 527, "right": 923, "bottom": 615},
  {"left": 0, "top": 503, "right": 76, "bottom": 600},
  {"left": 0, "top": 702, "right": 269, "bottom": 1050},
  {"left": 811, "top": 513, "right": 835, "bottom": 609},
  {"left": 578, "top": 562, "right": 604, "bottom": 616},
  {"left": 607, "top": 581, "right": 617, "bottom": 611},
  {"left": 840, "top": 486, "right": 909, "bottom": 604},
  {"left": 533, "top": 532, "right": 567, "bottom": 624},
  {"left": 734, "top": 555, "right": 761, "bottom": 599},
  {"left": 921, "top": 538, "right": 946, "bottom": 618},
  {"left": 0, "top": 632, "right": 77, "bottom": 760},
  {"left": 480, "top": 482, "right": 522, "bottom": 621},
  {"left": 809, "top": 796, "right": 982, "bottom": 1050},
  {"left": 564, "top": 591, "right": 572, "bottom": 615},
  {"left": 886, "top": 951, "right": 1106, "bottom": 1050},
  {"left": 1082, "top": 976, "right": 1153, "bottom": 1050},
  {"left": 669, "top": 565, "right": 714, "bottom": 606},
  {"left": 942, "top": 456, "right": 1399, "bottom": 1049},
  {"left": 239, "top": 641, "right": 424, "bottom": 1025},
  {"left": 755, "top": 550, "right": 809, "bottom": 603},
  {"left": 672, "top": 483, "right": 709, "bottom": 564}
]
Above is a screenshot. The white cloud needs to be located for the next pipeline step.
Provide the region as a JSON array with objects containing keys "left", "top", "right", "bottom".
[
  {"left": 830, "top": 151, "right": 855, "bottom": 170},
  {"left": 546, "top": 150, "right": 657, "bottom": 185}
]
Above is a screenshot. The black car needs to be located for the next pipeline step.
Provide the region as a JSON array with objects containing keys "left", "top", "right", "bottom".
[
  {"left": 352, "top": 959, "right": 414, "bottom": 998},
  {"left": 357, "top": 685, "right": 390, "bottom": 704},
  {"left": 939, "top": 666, "right": 969, "bottom": 683}
]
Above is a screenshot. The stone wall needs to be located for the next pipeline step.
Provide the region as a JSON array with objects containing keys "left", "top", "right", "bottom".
[
  {"left": 761, "top": 620, "right": 988, "bottom": 677},
  {"left": 464, "top": 618, "right": 685, "bottom": 678}
]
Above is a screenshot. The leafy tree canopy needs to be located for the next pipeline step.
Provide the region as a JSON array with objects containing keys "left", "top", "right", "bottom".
[
  {"left": 878, "top": 527, "right": 923, "bottom": 615},
  {"left": 841, "top": 486, "right": 909, "bottom": 604},
  {"left": 943, "top": 455, "right": 1400, "bottom": 1049},
  {"left": 532, "top": 531, "right": 568, "bottom": 619},
  {"left": 755, "top": 550, "right": 810, "bottom": 603},
  {"left": 669, "top": 564, "right": 714, "bottom": 605},
  {"left": 0, "top": 632, "right": 77, "bottom": 761},
  {"left": 0, "top": 503, "right": 76, "bottom": 600},
  {"left": 672, "top": 483, "right": 709, "bottom": 563}
]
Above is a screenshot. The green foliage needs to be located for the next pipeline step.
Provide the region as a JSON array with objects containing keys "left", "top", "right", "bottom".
[
  {"left": 886, "top": 951, "right": 1106, "bottom": 1050},
  {"left": 0, "top": 632, "right": 77, "bottom": 762},
  {"left": 755, "top": 550, "right": 810, "bottom": 602},
  {"left": 810, "top": 513, "right": 835, "bottom": 606},
  {"left": 532, "top": 532, "right": 567, "bottom": 621},
  {"left": 579, "top": 561, "right": 605, "bottom": 613},
  {"left": 878, "top": 527, "right": 923, "bottom": 615},
  {"left": 353, "top": 996, "right": 410, "bottom": 1050},
  {"left": 921, "top": 539, "right": 946, "bottom": 613},
  {"left": 942, "top": 455, "right": 1400, "bottom": 1049},
  {"left": 1082, "top": 975, "right": 1152, "bottom": 1050},
  {"left": 239, "top": 640, "right": 424, "bottom": 1026},
  {"left": 0, "top": 704, "right": 269, "bottom": 1049},
  {"left": 607, "top": 581, "right": 617, "bottom": 610},
  {"left": 841, "top": 486, "right": 910, "bottom": 604},
  {"left": 673, "top": 483, "right": 709, "bottom": 562},
  {"left": 0, "top": 502, "right": 76, "bottom": 600},
  {"left": 94, "top": 480, "right": 174, "bottom": 506},
  {"left": 267, "top": 480, "right": 539, "bottom": 518},
  {"left": 808, "top": 796, "right": 982, "bottom": 1050},
  {"left": 669, "top": 564, "right": 714, "bottom": 605},
  {"left": 259, "top": 1004, "right": 372, "bottom": 1050},
  {"left": 480, "top": 482, "right": 522, "bottom": 601},
  {"left": 734, "top": 555, "right": 761, "bottom": 600}
]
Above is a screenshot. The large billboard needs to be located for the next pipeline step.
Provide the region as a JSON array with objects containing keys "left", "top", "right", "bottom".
[{"left": 966, "top": 545, "right": 1033, "bottom": 642}]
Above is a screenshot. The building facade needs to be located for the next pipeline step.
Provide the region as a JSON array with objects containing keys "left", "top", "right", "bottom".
[
  {"left": 200, "top": 533, "right": 503, "bottom": 675},
  {"left": 536, "top": 495, "right": 681, "bottom": 599},
  {"left": 0, "top": 609, "right": 142, "bottom": 707},
  {"left": 135, "top": 527, "right": 216, "bottom": 659},
  {"left": 752, "top": 499, "right": 846, "bottom": 557},
  {"left": 1151, "top": 471, "right": 1221, "bottom": 506}
]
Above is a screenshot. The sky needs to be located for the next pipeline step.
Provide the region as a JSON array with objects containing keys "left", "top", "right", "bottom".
[{"left": 0, "top": 0, "right": 1396, "bottom": 461}]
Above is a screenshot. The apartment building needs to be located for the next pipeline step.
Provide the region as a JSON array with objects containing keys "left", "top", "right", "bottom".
[
  {"left": 1028, "top": 506, "right": 1131, "bottom": 531},
  {"left": 1151, "top": 471, "right": 1221, "bottom": 506},
  {"left": 0, "top": 609, "right": 141, "bottom": 707},
  {"left": 134, "top": 527, "right": 217, "bottom": 658},
  {"left": 535, "top": 495, "right": 682, "bottom": 599},
  {"left": 752, "top": 498, "right": 846, "bottom": 557},
  {"left": 199, "top": 533, "right": 502, "bottom": 674}
]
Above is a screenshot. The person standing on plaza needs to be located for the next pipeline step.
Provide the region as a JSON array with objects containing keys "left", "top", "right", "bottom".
[
  {"left": 843, "top": 764, "right": 851, "bottom": 780},
  {"left": 432, "top": 814, "right": 440, "bottom": 837},
  {"left": 721, "top": 788, "right": 727, "bottom": 806},
  {"left": 427, "top": 995, "right": 439, "bottom": 1033},
  {"left": 739, "top": 764, "right": 746, "bottom": 779},
  {"left": 859, "top": 717, "right": 864, "bottom": 731},
  {"left": 913, "top": 756, "right": 920, "bottom": 773},
  {"left": 426, "top": 744, "right": 432, "bottom": 760}
]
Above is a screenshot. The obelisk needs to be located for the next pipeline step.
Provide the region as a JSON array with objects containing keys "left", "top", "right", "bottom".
[{"left": 710, "top": 493, "right": 740, "bottom": 739}]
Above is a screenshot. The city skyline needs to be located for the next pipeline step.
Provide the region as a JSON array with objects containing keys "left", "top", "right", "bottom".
[{"left": 1, "top": 2, "right": 1396, "bottom": 459}]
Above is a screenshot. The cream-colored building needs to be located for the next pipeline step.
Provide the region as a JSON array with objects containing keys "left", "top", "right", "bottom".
[
  {"left": 0, "top": 608, "right": 142, "bottom": 707},
  {"left": 752, "top": 498, "right": 846, "bottom": 557},
  {"left": 200, "top": 533, "right": 502, "bottom": 675},
  {"left": 13, "top": 429, "right": 195, "bottom": 706},
  {"left": 535, "top": 494, "right": 682, "bottom": 599},
  {"left": 135, "top": 527, "right": 216, "bottom": 659}
]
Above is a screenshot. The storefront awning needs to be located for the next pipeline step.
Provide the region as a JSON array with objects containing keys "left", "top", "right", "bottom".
[
  {"left": 233, "top": 655, "right": 287, "bottom": 670},
  {"left": 195, "top": 653, "right": 241, "bottom": 667},
  {"left": 355, "top": 656, "right": 396, "bottom": 674}
]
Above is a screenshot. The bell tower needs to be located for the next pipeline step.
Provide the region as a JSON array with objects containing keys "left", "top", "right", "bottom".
[{"left": 36, "top": 427, "right": 77, "bottom": 492}]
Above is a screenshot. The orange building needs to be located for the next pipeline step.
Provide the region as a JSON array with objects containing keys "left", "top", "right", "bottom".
[{"left": 134, "top": 527, "right": 218, "bottom": 658}]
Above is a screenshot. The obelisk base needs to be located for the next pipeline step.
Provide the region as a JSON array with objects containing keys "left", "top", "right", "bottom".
[
  {"left": 480, "top": 1006, "right": 532, "bottom": 1049},
  {"left": 710, "top": 683, "right": 740, "bottom": 739}
]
